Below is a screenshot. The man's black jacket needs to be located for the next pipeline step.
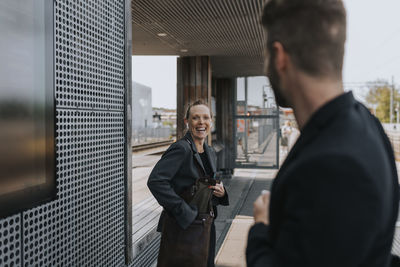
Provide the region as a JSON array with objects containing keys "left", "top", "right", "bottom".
[{"left": 246, "top": 92, "right": 399, "bottom": 267}]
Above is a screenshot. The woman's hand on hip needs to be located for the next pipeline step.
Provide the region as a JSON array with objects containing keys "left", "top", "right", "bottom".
[{"left": 210, "top": 181, "right": 225, "bottom": 198}]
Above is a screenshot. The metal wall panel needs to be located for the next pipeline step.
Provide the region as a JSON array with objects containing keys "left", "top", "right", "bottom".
[
  {"left": 0, "top": 0, "right": 128, "bottom": 266},
  {"left": 54, "top": 0, "right": 125, "bottom": 111},
  {"left": 0, "top": 215, "right": 21, "bottom": 267},
  {"left": 22, "top": 110, "right": 125, "bottom": 266}
]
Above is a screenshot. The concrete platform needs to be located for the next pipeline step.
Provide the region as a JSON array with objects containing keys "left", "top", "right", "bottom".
[
  {"left": 215, "top": 215, "right": 253, "bottom": 267},
  {"left": 215, "top": 168, "right": 276, "bottom": 267},
  {"left": 132, "top": 154, "right": 162, "bottom": 205}
]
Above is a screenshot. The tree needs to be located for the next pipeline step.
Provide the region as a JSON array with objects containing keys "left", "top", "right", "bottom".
[{"left": 365, "top": 80, "right": 400, "bottom": 123}]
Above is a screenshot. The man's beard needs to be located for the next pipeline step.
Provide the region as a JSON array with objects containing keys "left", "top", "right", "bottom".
[{"left": 268, "top": 53, "right": 290, "bottom": 108}]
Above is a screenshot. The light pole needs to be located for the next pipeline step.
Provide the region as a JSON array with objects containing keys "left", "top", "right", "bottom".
[{"left": 262, "top": 85, "right": 268, "bottom": 115}]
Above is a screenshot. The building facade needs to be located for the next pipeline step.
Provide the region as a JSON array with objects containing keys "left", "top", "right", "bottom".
[{"left": 0, "top": 0, "right": 133, "bottom": 266}]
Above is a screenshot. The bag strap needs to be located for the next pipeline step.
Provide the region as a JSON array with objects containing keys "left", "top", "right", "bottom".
[
  {"left": 184, "top": 137, "right": 215, "bottom": 217},
  {"left": 185, "top": 137, "right": 207, "bottom": 178}
]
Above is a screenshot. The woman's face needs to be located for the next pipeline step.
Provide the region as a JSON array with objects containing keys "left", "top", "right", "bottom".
[{"left": 185, "top": 105, "right": 211, "bottom": 141}]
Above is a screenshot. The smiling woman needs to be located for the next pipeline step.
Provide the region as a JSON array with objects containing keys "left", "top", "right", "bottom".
[{"left": 147, "top": 99, "right": 229, "bottom": 267}]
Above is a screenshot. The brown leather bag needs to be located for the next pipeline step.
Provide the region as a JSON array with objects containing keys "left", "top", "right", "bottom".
[
  {"left": 157, "top": 212, "right": 213, "bottom": 267},
  {"left": 157, "top": 171, "right": 216, "bottom": 267}
]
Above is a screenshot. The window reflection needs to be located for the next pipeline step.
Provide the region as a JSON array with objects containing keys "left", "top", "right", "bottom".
[{"left": 0, "top": 0, "right": 55, "bottom": 218}]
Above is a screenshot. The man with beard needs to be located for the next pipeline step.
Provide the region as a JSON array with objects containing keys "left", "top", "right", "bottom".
[{"left": 246, "top": 0, "right": 399, "bottom": 266}]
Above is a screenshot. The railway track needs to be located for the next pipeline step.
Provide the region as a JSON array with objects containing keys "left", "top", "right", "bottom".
[{"left": 132, "top": 139, "right": 174, "bottom": 152}]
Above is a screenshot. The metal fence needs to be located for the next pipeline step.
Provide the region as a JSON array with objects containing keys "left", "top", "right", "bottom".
[{"left": 132, "top": 127, "right": 173, "bottom": 144}]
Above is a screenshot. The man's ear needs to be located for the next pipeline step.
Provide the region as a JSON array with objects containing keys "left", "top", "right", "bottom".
[{"left": 272, "top": 42, "right": 288, "bottom": 74}]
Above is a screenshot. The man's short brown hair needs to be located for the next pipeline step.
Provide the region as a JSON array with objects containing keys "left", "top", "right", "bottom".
[{"left": 262, "top": 0, "right": 346, "bottom": 78}]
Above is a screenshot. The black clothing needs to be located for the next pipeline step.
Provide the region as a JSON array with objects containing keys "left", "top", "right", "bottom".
[
  {"left": 148, "top": 132, "right": 229, "bottom": 267},
  {"left": 392, "top": 255, "right": 400, "bottom": 267},
  {"left": 148, "top": 132, "right": 229, "bottom": 230},
  {"left": 246, "top": 92, "right": 399, "bottom": 267},
  {"left": 199, "top": 151, "right": 213, "bottom": 177}
]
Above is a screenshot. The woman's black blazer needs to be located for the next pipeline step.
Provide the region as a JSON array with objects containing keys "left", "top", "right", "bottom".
[{"left": 147, "top": 132, "right": 228, "bottom": 230}]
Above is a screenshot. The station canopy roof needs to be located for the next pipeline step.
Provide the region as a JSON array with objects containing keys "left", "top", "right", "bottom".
[{"left": 131, "top": 0, "right": 265, "bottom": 78}]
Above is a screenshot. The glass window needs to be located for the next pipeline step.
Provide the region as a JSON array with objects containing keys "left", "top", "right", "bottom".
[
  {"left": 0, "top": 0, "right": 55, "bottom": 218},
  {"left": 235, "top": 118, "right": 279, "bottom": 167},
  {"left": 235, "top": 77, "right": 280, "bottom": 168},
  {"left": 236, "top": 78, "right": 246, "bottom": 115}
]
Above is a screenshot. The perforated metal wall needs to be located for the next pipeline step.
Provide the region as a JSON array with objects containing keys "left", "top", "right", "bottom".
[
  {"left": 55, "top": 0, "right": 125, "bottom": 111},
  {"left": 0, "top": 0, "right": 129, "bottom": 266},
  {"left": 0, "top": 215, "right": 21, "bottom": 267}
]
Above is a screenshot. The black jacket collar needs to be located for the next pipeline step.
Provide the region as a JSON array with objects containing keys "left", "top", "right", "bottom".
[
  {"left": 284, "top": 91, "right": 356, "bottom": 163},
  {"left": 184, "top": 132, "right": 216, "bottom": 175}
]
